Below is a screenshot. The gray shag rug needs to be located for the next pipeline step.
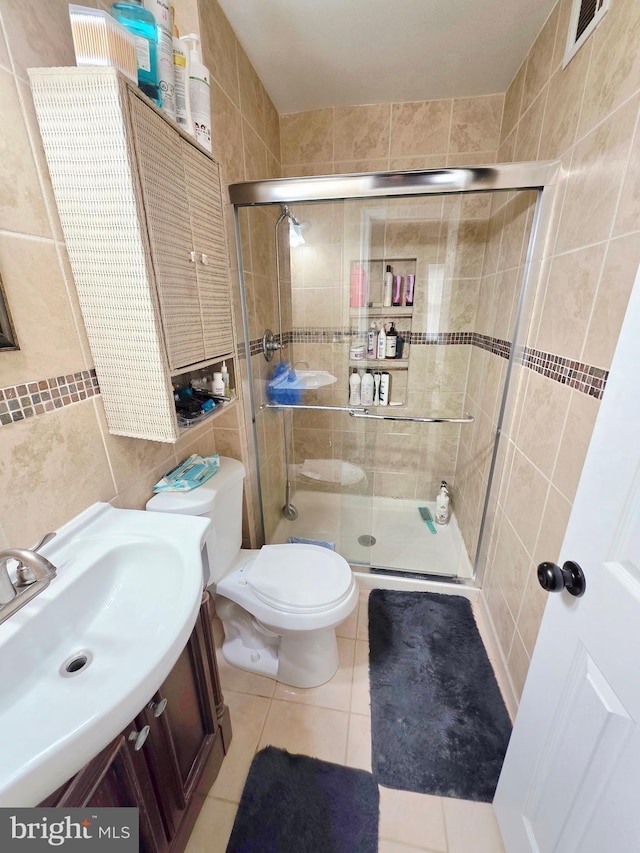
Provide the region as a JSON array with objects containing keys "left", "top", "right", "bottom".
[
  {"left": 368, "top": 589, "right": 512, "bottom": 802},
  {"left": 226, "top": 747, "right": 379, "bottom": 852}
]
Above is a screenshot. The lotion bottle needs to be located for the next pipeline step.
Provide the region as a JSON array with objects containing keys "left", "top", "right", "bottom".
[
  {"left": 349, "top": 369, "right": 361, "bottom": 406},
  {"left": 221, "top": 360, "right": 230, "bottom": 393},
  {"left": 360, "top": 369, "right": 374, "bottom": 406},
  {"left": 385, "top": 322, "right": 398, "bottom": 358},
  {"left": 180, "top": 33, "right": 211, "bottom": 151},
  {"left": 435, "top": 480, "right": 450, "bottom": 525},
  {"left": 383, "top": 264, "right": 393, "bottom": 307},
  {"left": 377, "top": 322, "right": 387, "bottom": 360}
]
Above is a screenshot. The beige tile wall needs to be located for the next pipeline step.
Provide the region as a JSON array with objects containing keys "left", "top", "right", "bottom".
[
  {"left": 481, "top": 0, "right": 640, "bottom": 704},
  {"left": 0, "top": 0, "right": 278, "bottom": 548}
]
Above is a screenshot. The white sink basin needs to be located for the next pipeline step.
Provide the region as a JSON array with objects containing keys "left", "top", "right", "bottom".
[
  {"left": 0, "top": 502, "right": 210, "bottom": 806},
  {"left": 294, "top": 369, "right": 337, "bottom": 389}
]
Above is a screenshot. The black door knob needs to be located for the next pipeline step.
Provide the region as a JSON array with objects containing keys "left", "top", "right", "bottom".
[{"left": 537, "top": 560, "right": 586, "bottom": 597}]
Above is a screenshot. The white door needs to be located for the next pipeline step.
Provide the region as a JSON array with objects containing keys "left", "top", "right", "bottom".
[{"left": 494, "top": 262, "right": 640, "bottom": 853}]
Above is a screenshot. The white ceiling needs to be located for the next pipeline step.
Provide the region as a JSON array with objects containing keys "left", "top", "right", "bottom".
[{"left": 217, "top": 0, "right": 559, "bottom": 115}]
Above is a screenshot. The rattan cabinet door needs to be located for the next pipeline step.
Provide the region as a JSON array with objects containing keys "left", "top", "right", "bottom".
[
  {"left": 181, "top": 141, "right": 234, "bottom": 361},
  {"left": 129, "top": 93, "right": 206, "bottom": 371}
]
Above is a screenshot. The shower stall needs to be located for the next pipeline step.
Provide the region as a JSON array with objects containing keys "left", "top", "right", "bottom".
[{"left": 230, "top": 164, "right": 557, "bottom": 584}]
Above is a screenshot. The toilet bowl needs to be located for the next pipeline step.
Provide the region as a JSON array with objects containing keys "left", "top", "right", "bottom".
[{"left": 146, "top": 456, "right": 357, "bottom": 688}]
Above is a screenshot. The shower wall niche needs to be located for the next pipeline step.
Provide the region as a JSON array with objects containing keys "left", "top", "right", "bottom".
[{"left": 234, "top": 172, "right": 541, "bottom": 581}]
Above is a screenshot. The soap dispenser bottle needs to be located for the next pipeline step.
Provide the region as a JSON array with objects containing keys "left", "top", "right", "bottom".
[
  {"left": 180, "top": 33, "right": 212, "bottom": 151},
  {"left": 435, "top": 480, "right": 450, "bottom": 525}
]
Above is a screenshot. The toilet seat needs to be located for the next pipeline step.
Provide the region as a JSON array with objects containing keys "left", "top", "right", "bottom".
[
  {"left": 248, "top": 544, "right": 353, "bottom": 613},
  {"left": 215, "top": 543, "right": 357, "bottom": 632}
]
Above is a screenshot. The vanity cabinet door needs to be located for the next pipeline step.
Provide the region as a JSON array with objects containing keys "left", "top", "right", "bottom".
[
  {"left": 43, "top": 733, "right": 168, "bottom": 853},
  {"left": 139, "top": 591, "right": 229, "bottom": 850}
]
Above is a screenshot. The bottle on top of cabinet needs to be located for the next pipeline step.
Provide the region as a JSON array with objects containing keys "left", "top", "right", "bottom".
[
  {"left": 180, "top": 33, "right": 211, "bottom": 151},
  {"left": 143, "top": 0, "right": 176, "bottom": 119},
  {"left": 111, "top": 0, "right": 160, "bottom": 104}
]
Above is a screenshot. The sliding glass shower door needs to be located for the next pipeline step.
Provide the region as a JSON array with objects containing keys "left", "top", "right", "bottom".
[{"left": 238, "top": 177, "right": 539, "bottom": 581}]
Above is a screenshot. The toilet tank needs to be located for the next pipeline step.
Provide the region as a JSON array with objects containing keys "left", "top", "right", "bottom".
[{"left": 146, "top": 456, "right": 246, "bottom": 584}]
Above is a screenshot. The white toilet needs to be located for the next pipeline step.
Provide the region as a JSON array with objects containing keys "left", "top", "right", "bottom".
[{"left": 146, "top": 456, "right": 358, "bottom": 688}]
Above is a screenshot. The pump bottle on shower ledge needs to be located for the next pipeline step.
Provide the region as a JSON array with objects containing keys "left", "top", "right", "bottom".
[{"left": 435, "top": 480, "right": 450, "bottom": 525}]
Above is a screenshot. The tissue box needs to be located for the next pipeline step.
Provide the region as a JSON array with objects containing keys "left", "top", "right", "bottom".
[{"left": 69, "top": 5, "right": 138, "bottom": 84}]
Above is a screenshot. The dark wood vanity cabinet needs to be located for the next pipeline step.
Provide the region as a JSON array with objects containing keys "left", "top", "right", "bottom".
[{"left": 40, "top": 592, "right": 231, "bottom": 853}]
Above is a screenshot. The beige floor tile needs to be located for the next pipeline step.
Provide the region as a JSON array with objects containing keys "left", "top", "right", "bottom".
[
  {"left": 357, "top": 593, "right": 371, "bottom": 641},
  {"left": 210, "top": 690, "right": 271, "bottom": 803},
  {"left": 337, "top": 602, "right": 358, "bottom": 638},
  {"left": 185, "top": 797, "right": 237, "bottom": 853},
  {"left": 351, "top": 639, "right": 371, "bottom": 715},
  {"left": 216, "top": 646, "right": 277, "bottom": 698},
  {"left": 379, "top": 787, "right": 448, "bottom": 852},
  {"left": 442, "top": 797, "right": 505, "bottom": 853},
  {"left": 379, "top": 842, "right": 444, "bottom": 853},
  {"left": 273, "top": 637, "right": 355, "bottom": 711},
  {"left": 346, "top": 712, "right": 372, "bottom": 771},
  {"left": 258, "top": 699, "right": 349, "bottom": 765}
]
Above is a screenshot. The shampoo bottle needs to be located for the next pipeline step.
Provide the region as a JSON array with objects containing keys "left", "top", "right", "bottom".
[
  {"left": 350, "top": 263, "right": 366, "bottom": 308},
  {"left": 392, "top": 274, "right": 403, "bottom": 306},
  {"left": 143, "top": 0, "right": 175, "bottom": 118},
  {"left": 373, "top": 371, "right": 381, "bottom": 405},
  {"left": 349, "top": 369, "right": 361, "bottom": 406},
  {"left": 382, "top": 264, "right": 393, "bottom": 307},
  {"left": 180, "top": 33, "right": 211, "bottom": 151},
  {"left": 377, "top": 322, "right": 387, "bottom": 360},
  {"left": 111, "top": 0, "right": 160, "bottom": 104},
  {"left": 366, "top": 321, "right": 378, "bottom": 359},
  {"left": 385, "top": 322, "right": 398, "bottom": 358},
  {"left": 435, "top": 480, "right": 450, "bottom": 525},
  {"left": 171, "top": 8, "right": 194, "bottom": 135},
  {"left": 379, "top": 372, "right": 390, "bottom": 406},
  {"left": 405, "top": 274, "right": 415, "bottom": 307},
  {"left": 360, "top": 369, "right": 374, "bottom": 406}
]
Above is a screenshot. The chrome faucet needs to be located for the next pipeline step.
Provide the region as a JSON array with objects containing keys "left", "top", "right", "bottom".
[{"left": 0, "top": 536, "right": 57, "bottom": 625}]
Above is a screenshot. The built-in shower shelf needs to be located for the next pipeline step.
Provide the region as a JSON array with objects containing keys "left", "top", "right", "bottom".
[
  {"left": 350, "top": 306, "right": 413, "bottom": 319},
  {"left": 349, "top": 359, "right": 409, "bottom": 370}
]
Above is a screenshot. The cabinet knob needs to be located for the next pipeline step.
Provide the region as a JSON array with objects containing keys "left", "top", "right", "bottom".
[
  {"left": 128, "top": 725, "right": 150, "bottom": 751},
  {"left": 189, "top": 250, "right": 197, "bottom": 263},
  {"left": 200, "top": 253, "right": 209, "bottom": 265},
  {"left": 148, "top": 697, "right": 168, "bottom": 718}
]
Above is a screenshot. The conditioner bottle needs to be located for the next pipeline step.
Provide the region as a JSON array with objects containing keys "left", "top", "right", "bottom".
[
  {"left": 349, "top": 369, "right": 361, "bottom": 406},
  {"left": 360, "top": 369, "right": 374, "bottom": 406}
]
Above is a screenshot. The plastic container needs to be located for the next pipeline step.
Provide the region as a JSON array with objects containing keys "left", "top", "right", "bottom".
[
  {"left": 405, "top": 274, "right": 415, "bottom": 307},
  {"left": 392, "top": 274, "right": 403, "bottom": 306},
  {"left": 360, "top": 370, "right": 374, "bottom": 406},
  {"left": 180, "top": 33, "right": 211, "bottom": 151},
  {"left": 385, "top": 322, "right": 398, "bottom": 358},
  {"left": 435, "top": 481, "right": 450, "bottom": 525},
  {"left": 212, "top": 372, "right": 225, "bottom": 396},
  {"left": 111, "top": 0, "right": 160, "bottom": 104},
  {"left": 171, "top": 7, "right": 193, "bottom": 135},
  {"left": 377, "top": 323, "right": 386, "bottom": 359},
  {"left": 366, "top": 321, "right": 378, "bottom": 359},
  {"left": 350, "top": 263, "right": 366, "bottom": 308},
  {"left": 69, "top": 5, "right": 138, "bottom": 84},
  {"left": 143, "top": 0, "right": 175, "bottom": 119},
  {"left": 379, "top": 372, "right": 390, "bottom": 406}
]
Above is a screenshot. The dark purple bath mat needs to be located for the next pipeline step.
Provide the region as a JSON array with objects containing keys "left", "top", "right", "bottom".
[
  {"left": 226, "top": 746, "right": 379, "bottom": 852},
  {"left": 368, "top": 589, "right": 512, "bottom": 801}
]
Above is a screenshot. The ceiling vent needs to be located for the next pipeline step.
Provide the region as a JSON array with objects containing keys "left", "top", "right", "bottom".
[{"left": 564, "top": 0, "right": 611, "bottom": 66}]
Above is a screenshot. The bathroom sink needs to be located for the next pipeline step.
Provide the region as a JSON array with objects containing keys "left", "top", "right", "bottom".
[
  {"left": 294, "top": 369, "right": 337, "bottom": 389},
  {"left": 0, "top": 502, "right": 210, "bottom": 806}
]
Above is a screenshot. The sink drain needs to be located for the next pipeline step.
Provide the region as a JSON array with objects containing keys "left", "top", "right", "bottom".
[
  {"left": 358, "top": 534, "right": 376, "bottom": 547},
  {"left": 60, "top": 650, "right": 93, "bottom": 678}
]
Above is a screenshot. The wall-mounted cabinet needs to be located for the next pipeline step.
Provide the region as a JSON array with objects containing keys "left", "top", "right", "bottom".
[{"left": 29, "top": 67, "right": 234, "bottom": 443}]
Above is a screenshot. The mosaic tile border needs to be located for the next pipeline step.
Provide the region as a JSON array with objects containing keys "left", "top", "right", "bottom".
[
  {"left": 249, "top": 330, "right": 608, "bottom": 400},
  {"left": 0, "top": 369, "right": 100, "bottom": 427}
]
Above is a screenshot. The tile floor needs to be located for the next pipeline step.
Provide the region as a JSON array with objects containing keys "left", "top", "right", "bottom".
[{"left": 185, "top": 588, "right": 506, "bottom": 853}]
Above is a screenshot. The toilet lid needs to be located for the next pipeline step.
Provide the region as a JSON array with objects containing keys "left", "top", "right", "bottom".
[{"left": 247, "top": 544, "right": 353, "bottom": 613}]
